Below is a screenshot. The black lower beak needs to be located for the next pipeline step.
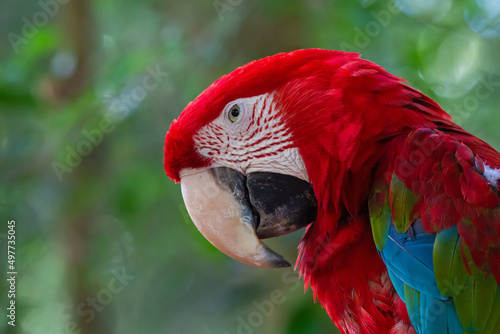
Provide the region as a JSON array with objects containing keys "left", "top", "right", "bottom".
[
  {"left": 180, "top": 167, "right": 317, "bottom": 268},
  {"left": 247, "top": 172, "right": 317, "bottom": 239}
]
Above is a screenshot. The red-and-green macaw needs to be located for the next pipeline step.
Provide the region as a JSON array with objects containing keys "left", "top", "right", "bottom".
[{"left": 163, "top": 49, "right": 500, "bottom": 334}]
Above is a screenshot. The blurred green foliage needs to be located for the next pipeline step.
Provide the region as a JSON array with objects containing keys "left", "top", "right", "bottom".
[{"left": 1, "top": 0, "right": 500, "bottom": 333}]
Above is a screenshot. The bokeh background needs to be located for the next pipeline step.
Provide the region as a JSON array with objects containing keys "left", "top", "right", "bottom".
[{"left": 2, "top": 0, "right": 500, "bottom": 333}]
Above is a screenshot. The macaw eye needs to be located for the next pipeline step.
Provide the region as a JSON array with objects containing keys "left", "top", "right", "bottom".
[{"left": 228, "top": 105, "right": 240, "bottom": 123}]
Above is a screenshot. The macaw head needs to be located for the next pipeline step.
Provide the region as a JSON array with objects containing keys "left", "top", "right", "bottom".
[{"left": 164, "top": 49, "right": 445, "bottom": 268}]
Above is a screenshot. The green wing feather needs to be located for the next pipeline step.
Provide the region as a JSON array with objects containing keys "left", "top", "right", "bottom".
[
  {"left": 404, "top": 283, "right": 422, "bottom": 329},
  {"left": 368, "top": 183, "right": 392, "bottom": 251},
  {"left": 433, "top": 226, "right": 469, "bottom": 297},
  {"left": 481, "top": 291, "right": 500, "bottom": 334},
  {"left": 454, "top": 243, "right": 498, "bottom": 333},
  {"left": 389, "top": 174, "right": 418, "bottom": 234}
]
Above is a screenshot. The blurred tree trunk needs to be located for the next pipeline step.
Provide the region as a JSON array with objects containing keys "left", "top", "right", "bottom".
[
  {"left": 41, "top": 0, "right": 95, "bottom": 102},
  {"left": 49, "top": 1, "right": 113, "bottom": 333}
]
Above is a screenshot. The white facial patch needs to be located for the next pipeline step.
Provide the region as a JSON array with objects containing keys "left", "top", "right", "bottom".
[
  {"left": 194, "top": 93, "right": 309, "bottom": 182},
  {"left": 484, "top": 164, "right": 500, "bottom": 189}
]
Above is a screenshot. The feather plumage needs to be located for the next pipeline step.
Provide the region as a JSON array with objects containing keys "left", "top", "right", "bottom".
[{"left": 164, "top": 49, "right": 500, "bottom": 334}]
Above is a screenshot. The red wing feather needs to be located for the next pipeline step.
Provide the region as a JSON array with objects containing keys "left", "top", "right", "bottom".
[{"left": 393, "top": 128, "right": 500, "bottom": 280}]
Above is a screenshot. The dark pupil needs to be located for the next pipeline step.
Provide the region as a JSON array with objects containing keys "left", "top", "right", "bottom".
[{"left": 231, "top": 108, "right": 239, "bottom": 118}]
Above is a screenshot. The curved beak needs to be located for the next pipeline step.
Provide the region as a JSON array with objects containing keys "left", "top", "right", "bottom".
[{"left": 180, "top": 167, "right": 317, "bottom": 268}]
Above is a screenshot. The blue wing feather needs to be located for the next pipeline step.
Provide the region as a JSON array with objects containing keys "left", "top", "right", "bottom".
[
  {"left": 381, "top": 226, "right": 443, "bottom": 298},
  {"left": 380, "top": 225, "right": 464, "bottom": 334}
]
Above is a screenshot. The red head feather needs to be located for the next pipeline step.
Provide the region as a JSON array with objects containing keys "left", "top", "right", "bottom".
[{"left": 164, "top": 49, "right": 359, "bottom": 182}]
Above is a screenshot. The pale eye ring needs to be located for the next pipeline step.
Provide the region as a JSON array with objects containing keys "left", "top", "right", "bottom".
[{"left": 228, "top": 104, "right": 240, "bottom": 123}]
